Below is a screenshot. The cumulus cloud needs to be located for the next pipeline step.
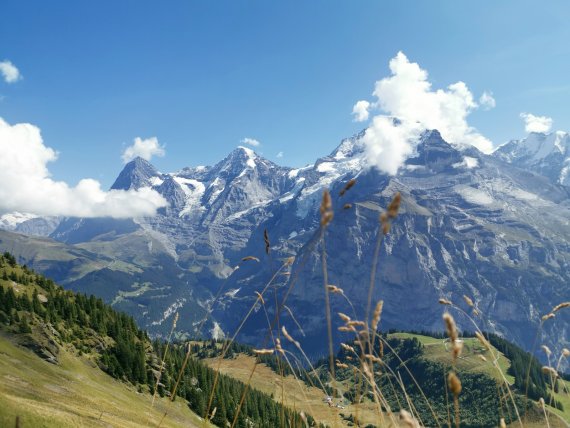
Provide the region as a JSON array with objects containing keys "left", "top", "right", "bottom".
[
  {"left": 121, "top": 136, "right": 165, "bottom": 163},
  {"left": 240, "top": 137, "right": 261, "bottom": 147},
  {"left": 353, "top": 51, "right": 494, "bottom": 175},
  {"left": 520, "top": 112, "right": 553, "bottom": 133},
  {"left": 352, "top": 100, "right": 370, "bottom": 122},
  {"left": 479, "top": 91, "right": 496, "bottom": 110},
  {"left": 0, "top": 117, "right": 167, "bottom": 218},
  {"left": 0, "top": 60, "right": 22, "bottom": 83},
  {"left": 276, "top": 151, "right": 284, "bottom": 158}
]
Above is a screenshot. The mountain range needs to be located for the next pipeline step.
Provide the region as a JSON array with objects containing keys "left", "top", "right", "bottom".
[{"left": 1, "top": 129, "right": 569, "bottom": 362}]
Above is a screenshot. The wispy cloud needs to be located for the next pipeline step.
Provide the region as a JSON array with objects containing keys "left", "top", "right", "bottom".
[
  {"left": 240, "top": 137, "right": 261, "bottom": 147},
  {"left": 520, "top": 112, "right": 552, "bottom": 133},
  {"left": 276, "top": 151, "right": 284, "bottom": 158},
  {"left": 352, "top": 100, "right": 370, "bottom": 122},
  {"left": 122, "top": 137, "right": 165, "bottom": 163},
  {"left": 0, "top": 117, "right": 166, "bottom": 218},
  {"left": 353, "top": 51, "right": 493, "bottom": 175},
  {"left": 0, "top": 60, "right": 22, "bottom": 83},
  {"left": 479, "top": 91, "right": 496, "bottom": 110}
]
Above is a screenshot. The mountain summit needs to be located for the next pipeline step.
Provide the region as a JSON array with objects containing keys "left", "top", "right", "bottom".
[
  {"left": 111, "top": 156, "right": 160, "bottom": 190},
  {"left": 493, "top": 131, "right": 570, "bottom": 185},
  {"left": 1, "top": 131, "right": 569, "bottom": 364}
]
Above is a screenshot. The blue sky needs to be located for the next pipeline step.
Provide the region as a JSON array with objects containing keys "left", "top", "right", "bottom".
[{"left": 2, "top": 1, "right": 570, "bottom": 189}]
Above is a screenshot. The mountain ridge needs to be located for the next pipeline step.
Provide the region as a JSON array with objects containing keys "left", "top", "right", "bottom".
[{"left": 0, "top": 129, "right": 569, "bottom": 367}]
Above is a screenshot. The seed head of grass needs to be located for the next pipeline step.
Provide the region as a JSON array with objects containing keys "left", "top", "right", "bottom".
[
  {"left": 552, "top": 301, "right": 570, "bottom": 312},
  {"left": 541, "top": 345, "right": 552, "bottom": 356},
  {"left": 542, "top": 366, "right": 558, "bottom": 378},
  {"left": 371, "top": 300, "right": 384, "bottom": 332},
  {"left": 443, "top": 313, "right": 458, "bottom": 342},
  {"left": 542, "top": 313, "right": 555, "bottom": 321},
  {"left": 327, "top": 285, "right": 343, "bottom": 294},
  {"left": 448, "top": 371, "right": 462, "bottom": 396},
  {"left": 439, "top": 298, "right": 452, "bottom": 305},
  {"left": 320, "top": 190, "right": 333, "bottom": 226},
  {"left": 387, "top": 192, "right": 401, "bottom": 219},
  {"left": 339, "top": 178, "right": 356, "bottom": 196},
  {"left": 463, "top": 295, "right": 474, "bottom": 307},
  {"left": 399, "top": 409, "right": 420, "bottom": 428},
  {"left": 253, "top": 348, "right": 274, "bottom": 355}
]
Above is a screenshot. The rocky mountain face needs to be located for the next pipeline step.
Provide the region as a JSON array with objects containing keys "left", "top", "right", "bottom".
[
  {"left": 1, "top": 131, "right": 569, "bottom": 363},
  {"left": 494, "top": 131, "right": 570, "bottom": 186}
]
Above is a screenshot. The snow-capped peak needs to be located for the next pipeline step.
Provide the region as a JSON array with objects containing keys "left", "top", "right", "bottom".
[{"left": 493, "top": 131, "right": 570, "bottom": 186}]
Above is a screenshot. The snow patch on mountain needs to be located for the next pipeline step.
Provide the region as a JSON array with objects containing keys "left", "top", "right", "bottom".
[
  {"left": 0, "top": 212, "right": 38, "bottom": 230},
  {"left": 174, "top": 176, "right": 206, "bottom": 217}
]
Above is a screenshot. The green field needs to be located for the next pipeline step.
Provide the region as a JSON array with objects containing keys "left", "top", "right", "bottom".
[{"left": 0, "top": 333, "right": 211, "bottom": 428}]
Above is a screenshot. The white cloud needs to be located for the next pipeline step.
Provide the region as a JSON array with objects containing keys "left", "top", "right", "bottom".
[
  {"left": 352, "top": 100, "right": 370, "bottom": 122},
  {"left": 240, "top": 137, "right": 261, "bottom": 147},
  {"left": 276, "top": 151, "right": 284, "bottom": 158},
  {"left": 520, "top": 112, "right": 553, "bottom": 133},
  {"left": 354, "top": 51, "right": 494, "bottom": 175},
  {"left": 121, "top": 136, "right": 165, "bottom": 163},
  {"left": 0, "top": 117, "right": 167, "bottom": 218},
  {"left": 479, "top": 91, "right": 496, "bottom": 110},
  {"left": 0, "top": 60, "right": 22, "bottom": 83}
]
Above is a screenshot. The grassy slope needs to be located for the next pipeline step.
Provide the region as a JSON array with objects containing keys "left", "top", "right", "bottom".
[
  {"left": 204, "top": 333, "right": 570, "bottom": 427},
  {"left": 0, "top": 332, "right": 211, "bottom": 428},
  {"left": 204, "top": 354, "right": 379, "bottom": 427},
  {"left": 389, "top": 332, "right": 569, "bottom": 425}
]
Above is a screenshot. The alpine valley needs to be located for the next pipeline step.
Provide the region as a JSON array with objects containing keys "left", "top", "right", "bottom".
[{"left": 1, "top": 129, "right": 570, "bottom": 363}]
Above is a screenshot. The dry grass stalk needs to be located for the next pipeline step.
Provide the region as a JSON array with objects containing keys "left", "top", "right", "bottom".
[
  {"left": 463, "top": 295, "right": 474, "bottom": 307},
  {"left": 552, "top": 301, "right": 570, "bottom": 312},
  {"left": 371, "top": 300, "right": 384, "bottom": 332},
  {"left": 448, "top": 371, "right": 462, "bottom": 428},
  {"left": 387, "top": 192, "right": 402, "bottom": 218},
  {"left": 475, "top": 332, "right": 491, "bottom": 351},
  {"left": 326, "top": 284, "right": 343, "bottom": 294},
  {"left": 347, "top": 320, "right": 366, "bottom": 328},
  {"left": 443, "top": 313, "right": 458, "bottom": 342},
  {"left": 443, "top": 313, "right": 462, "bottom": 360},
  {"left": 339, "top": 178, "right": 356, "bottom": 196},
  {"left": 541, "top": 366, "right": 558, "bottom": 378},
  {"left": 263, "top": 229, "right": 270, "bottom": 254},
  {"left": 254, "top": 291, "right": 265, "bottom": 305},
  {"left": 500, "top": 417, "right": 507, "bottom": 428},
  {"left": 253, "top": 348, "right": 274, "bottom": 355},
  {"left": 399, "top": 409, "right": 420, "bottom": 428},
  {"left": 151, "top": 312, "right": 179, "bottom": 408},
  {"left": 320, "top": 189, "right": 334, "bottom": 226},
  {"left": 209, "top": 407, "right": 217, "bottom": 422}
]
